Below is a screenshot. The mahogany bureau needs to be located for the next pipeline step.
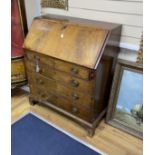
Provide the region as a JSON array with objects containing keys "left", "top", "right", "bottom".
[{"left": 23, "top": 15, "right": 121, "bottom": 136}]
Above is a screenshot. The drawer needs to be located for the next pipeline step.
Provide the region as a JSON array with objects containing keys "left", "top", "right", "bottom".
[
  {"left": 26, "top": 63, "right": 95, "bottom": 95},
  {"left": 25, "top": 51, "right": 91, "bottom": 80},
  {"left": 28, "top": 73, "right": 94, "bottom": 107},
  {"left": 30, "top": 86, "right": 93, "bottom": 122},
  {"left": 25, "top": 51, "right": 55, "bottom": 68}
]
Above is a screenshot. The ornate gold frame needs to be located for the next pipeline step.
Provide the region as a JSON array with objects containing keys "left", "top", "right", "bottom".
[
  {"left": 136, "top": 35, "right": 143, "bottom": 65},
  {"left": 41, "top": 0, "right": 68, "bottom": 10}
]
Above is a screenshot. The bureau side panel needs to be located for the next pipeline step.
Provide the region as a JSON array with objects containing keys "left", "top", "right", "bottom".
[{"left": 93, "top": 56, "right": 113, "bottom": 118}]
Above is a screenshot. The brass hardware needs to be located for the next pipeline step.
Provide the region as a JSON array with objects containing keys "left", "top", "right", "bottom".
[
  {"left": 60, "top": 25, "right": 67, "bottom": 39},
  {"left": 136, "top": 34, "right": 143, "bottom": 64},
  {"left": 41, "top": 0, "right": 68, "bottom": 10},
  {"left": 60, "top": 33, "right": 64, "bottom": 39},
  {"left": 61, "top": 25, "right": 68, "bottom": 30},
  {"left": 72, "top": 107, "right": 78, "bottom": 113},
  {"left": 71, "top": 93, "right": 79, "bottom": 100},
  {"left": 35, "top": 56, "right": 41, "bottom": 73},
  {"left": 71, "top": 67, "right": 79, "bottom": 75},
  {"left": 70, "top": 80, "right": 79, "bottom": 87},
  {"left": 36, "top": 65, "right": 40, "bottom": 73}
]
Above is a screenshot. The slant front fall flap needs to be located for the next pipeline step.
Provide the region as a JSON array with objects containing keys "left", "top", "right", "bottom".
[{"left": 23, "top": 17, "right": 109, "bottom": 69}]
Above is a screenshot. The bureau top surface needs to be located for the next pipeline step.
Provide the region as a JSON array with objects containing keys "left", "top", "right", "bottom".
[{"left": 23, "top": 15, "right": 115, "bottom": 69}]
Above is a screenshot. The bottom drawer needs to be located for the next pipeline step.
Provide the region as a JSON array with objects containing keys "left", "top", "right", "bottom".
[{"left": 31, "top": 87, "right": 93, "bottom": 122}]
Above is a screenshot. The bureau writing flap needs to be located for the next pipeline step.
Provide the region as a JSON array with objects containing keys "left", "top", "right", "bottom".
[{"left": 23, "top": 16, "right": 109, "bottom": 69}]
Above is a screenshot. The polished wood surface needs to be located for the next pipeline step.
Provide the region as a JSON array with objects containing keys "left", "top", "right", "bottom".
[
  {"left": 11, "top": 89, "right": 143, "bottom": 155},
  {"left": 24, "top": 49, "right": 112, "bottom": 135},
  {"left": 28, "top": 73, "right": 93, "bottom": 105},
  {"left": 25, "top": 50, "right": 91, "bottom": 80},
  {"left": 24, "top": 16, "right": 121, "bottom": 135},
  {"left": 23, "top": 17, "right": 109, "bottom": 69},
  {"left": 26, "top": 67, "right": 95, "bottom": 95},
  {"left": 37, "top": 14, "right": 121, "bottom": 30}
]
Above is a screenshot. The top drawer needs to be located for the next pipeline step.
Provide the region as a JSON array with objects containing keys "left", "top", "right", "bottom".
[{"left": 25, "top": 51, "right": 92, "bottom": 80}]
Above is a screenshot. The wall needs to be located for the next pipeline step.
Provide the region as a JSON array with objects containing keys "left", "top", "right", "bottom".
[
  {"left": 24, "top": 0, "right": 143, "bottom": 61},
  {"left": 24, "top": 0, "right": 41, "bottom": 27}
]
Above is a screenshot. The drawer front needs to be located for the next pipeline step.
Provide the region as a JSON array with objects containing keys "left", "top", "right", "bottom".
[
  {"left": 25, "top": 51, "right": 55, "bottom": 68},
  {"left": 26, "top": 62, "right": 95, "bottom": 95},
  {"left": 25, "top": 51, "right": 91, "bottom": 80},
  {"left": 30, "top": 86, "right": 93, "bottom": 122},
  {"left": 28, "top": 73, "right": 93, "bottom": 107}
]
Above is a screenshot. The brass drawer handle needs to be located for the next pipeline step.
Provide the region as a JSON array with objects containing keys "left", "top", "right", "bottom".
[
  {"left": 36, "top": 64, "right": 41, "bottom": 73},
  {"left": 35, "top": 56, "right": 42, "bottom": 73},
  {"left": 72, "top": 107, "right": 78, "bottom": 114},
  {"left": 71, "top": 93, "right": 79, "bottom": 100},
  {"left": 70, "top": 80, "right": 79, "bottom": 87},
  {"left": 71, "top": 67, "right": 79, "bottom": 75}
]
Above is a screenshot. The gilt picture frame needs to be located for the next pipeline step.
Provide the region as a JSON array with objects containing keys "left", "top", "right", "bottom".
[
  {"left": 41, "top": 0, "right": 68, "bottom": 10},
  {"left": 106, "top": 59, "right": 143, "bottom": 139}
]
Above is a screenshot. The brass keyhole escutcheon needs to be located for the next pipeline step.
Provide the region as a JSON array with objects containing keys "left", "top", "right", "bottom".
[
  {"left": 72, "top": 107, "right": 78, "bottom": 114},
  {"left": 34, "top": 55, "right": 42, "bottom": 73},
  {"left": 60, "top": 25, "right": 67, "bottom": 38},
  {"left": 71, "top": 93, "right": 79, "bottom": 100}
]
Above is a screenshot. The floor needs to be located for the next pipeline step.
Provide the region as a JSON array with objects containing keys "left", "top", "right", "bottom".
[{"left": 11, "top": 88, "right": 143, "bottom": 155}]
